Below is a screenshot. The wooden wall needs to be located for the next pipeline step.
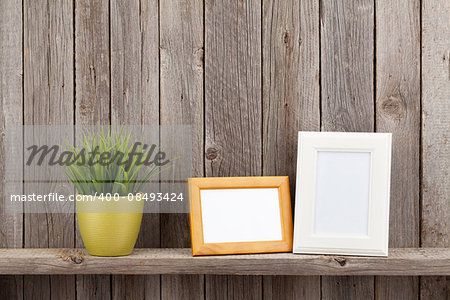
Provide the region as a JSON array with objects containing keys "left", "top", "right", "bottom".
[{"left": 0, "top": 0, "right": 448, "bottom": 299}]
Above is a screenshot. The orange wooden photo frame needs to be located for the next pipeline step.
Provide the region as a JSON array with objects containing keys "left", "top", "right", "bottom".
[{"left": 188, "top": 176, "right": 293, "bottom": 256}]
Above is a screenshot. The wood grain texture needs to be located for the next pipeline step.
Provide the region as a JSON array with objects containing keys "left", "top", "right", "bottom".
[
  {"left": 159, "top": 0, "right": 203, "bottom": 247},
  {"left": 205, "top": 0, "right": 262, "bottom": 178},
  {"left": 74, "top": 0, "right": 111, "bottom": 298},
  {"left": 110, "top": 0, "right": 160, "bottom": 249},
  {"left": 0, "top": 0, "right": 23, "bottom": 298},
  {"left": 159, "top": 0, "right": 204, "bottom": 299},
  {"left": 205, "top": 0, "right": 263, "bottom": 298},
  {"left": 0, "top": 248, "right": 449, "bottom": 275},
  {"left": 263, "top": 276, "right": 319, "bottom": 300},
  {"left": 23, "top": 0, "right": 75, "bottom": 299},
  {"left": 321, "top": 0, "right": 375, "bottom": 299},
  {"left": 206, "top": 275, "right": 262, "bottom": 300},
  {"left": 375, "top": 0, "right": 421, "bottom": 299},
  {"left": 262, "top": 0, "right": 320, "bottom": 298},
  {"left": 375, "top": 0, "right": 421, "bottom": 248},
  {"left": 110, "top": 0, "right": 160, "bottom": 299},
  {"left": 0, "top": 275, "right": 23, "bottom": 300},
  {"left": 75, "top": 0, "right": 110, "bottom": 125},
  {"left": 322, "top": 276, "right": 374, "bottom": 300},
  {"left": 113, "top": 275, "right": 159, "bottom": 300},
  {"left": 421, "top": 0, "right": 450, "bottom": 299},
  {"left": 321, "top": 0, "right": 374, "bottom": 133}
]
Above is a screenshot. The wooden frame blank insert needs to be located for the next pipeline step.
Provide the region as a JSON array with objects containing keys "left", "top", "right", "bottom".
[{"left": 188, "top": 176, "right": 293, "bottom": 256}]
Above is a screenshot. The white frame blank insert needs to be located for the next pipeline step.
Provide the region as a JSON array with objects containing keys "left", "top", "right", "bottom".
[{"left": 293, "top": 132, "right": 392, "bottom": 256}]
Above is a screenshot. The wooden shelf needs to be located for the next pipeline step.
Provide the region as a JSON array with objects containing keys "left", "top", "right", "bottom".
[{"left": 0, "top": 248, "right": 448, "bottom": 276}]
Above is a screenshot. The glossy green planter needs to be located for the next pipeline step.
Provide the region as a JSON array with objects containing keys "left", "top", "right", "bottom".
[{"left": 76, "top": 195, "right": 144, "bottom": 256}]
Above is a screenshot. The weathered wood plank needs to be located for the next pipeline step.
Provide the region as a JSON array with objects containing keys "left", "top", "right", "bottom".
[
  {"left": 23, "top": 0, "right": 75, "bottom": 299},
  {"left": 322, "top": 276, "right": 374, "bottom": 299},
  {"left": 110, "top": 0, "right": 161, "bottom": 251},
  {"left": 206, "top": 275, "right": 262, "bottom": 300},
  {"left": 110, "top": 0, "right": 160, "bottom": 248},
  {"left": 0, "top": 276, "right": 23, "bottom": 300},
  {"left": 112, "top": 275, "right": 160, "bottom": 300},
  {"left": 262, "top": 0, "right": 320, "bottom": 298},
  {"left": 0, "top": 0, "right": 21, "bottom": 242},
  {"left": 159, "top": 0, "right": 204, "bottom": 298},
  {"left": 0, "top": 0, "right": 23, "bottom": 298},
  {"left": 205, "top": 0, "right": 262, "bottom": 178},
  {"left": 110, "top": 0, "right": 160, "bottom": 299},
  {"left": 375, "top": 0, "right": 421, "bottom": 249},
  {"left": 263, "top": 276, "right": 319, "bottom": 300},
  {"left": 0, "top": 248, "right": 449, "bottom": 275},
  {"left": 75, "top": 0, "right": 110, "bottom": 125},
  {"left": 321, "top": 0, "right": 374, "bottom": 133},
  {"left": 162, "top": 274, "right": 205, "bottom": 300},
  {"left": 321, "top": 0, "right": 375, "bottom": 298},
  {"left": 74, "top": 0, "right": 111, "bottom": 299},
  {"left": 375, "top": 0, "right": 421, "bottom": 299},
  {"left": 421, "top": 0, "right": 450, "bottom": 298},
  {"left": 205, "top": 0, "right": 263, "bottom": 298}
]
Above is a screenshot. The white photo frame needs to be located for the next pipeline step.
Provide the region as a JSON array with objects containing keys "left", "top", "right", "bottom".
[{"left": 293, "top": 132, "right": 392, "bottom": 256}]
